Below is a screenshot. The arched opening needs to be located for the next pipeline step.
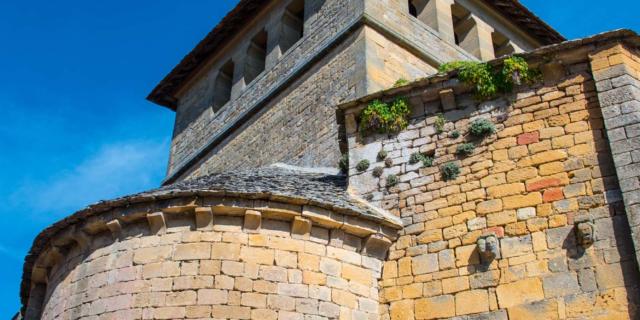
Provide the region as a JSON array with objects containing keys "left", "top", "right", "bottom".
[
  {"left": 451, "top": 3, "right": 472, "bottom": 47},
  {"left": 492, "top": 31, "right": 516, "bottom": 57},
  {"left": 408, "top": 0, "right": 419, "bottom": 17},
  {"left": 279, "top": 0, "right": 305, "bottom": 54},
  {"left": 244, "top": 29, "right": 268, "bottom": 85},
  {"left": 213, "top": 59, "right": 234, "bottom": 111}
]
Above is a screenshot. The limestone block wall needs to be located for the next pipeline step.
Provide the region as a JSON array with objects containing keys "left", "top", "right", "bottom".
[
  {"left": 342, "top": 38, "right": 640, "bottom": 319},
  {"left": 363, "top": 26, "right": 437, "bottom": 93},
  {"left": 23, "top": 196, "right": 398, "bottom": 320}
]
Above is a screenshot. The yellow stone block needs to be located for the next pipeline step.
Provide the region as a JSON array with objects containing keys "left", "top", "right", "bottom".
[
  {"left": 503, "top": 193, "right": 543, "bottom": 210},
  {"left": 455, "top": 290, "right": 489, "bottom": 315},
  {"left": 487, "top": 183, "right": 526, "bottom": 198},
  {"left": 496, "top": 278, "right": 545, "bottom": 308},
  {"left": 507, "top": 167, "right": 538, "bottom": 183}
]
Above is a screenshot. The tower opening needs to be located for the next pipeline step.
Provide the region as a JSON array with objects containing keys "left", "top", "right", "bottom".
[
  {"left": 212, "top": 59, "right": 234, "bottom": 111},
  {"left": 244, "top": 29, "right": 268, "bottom": 84},
  {"left": 279, "top": 0, "right": 305, "bottom": 54}
]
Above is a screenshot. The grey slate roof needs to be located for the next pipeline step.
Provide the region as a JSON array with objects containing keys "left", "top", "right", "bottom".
[{"left": 144, "top": 166, "right": 402, "bottom": 226}]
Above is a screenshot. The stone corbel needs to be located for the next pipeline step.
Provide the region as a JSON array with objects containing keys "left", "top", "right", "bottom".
[
  {"left": 244, "top": 210, "right": 262, "bottom": 232},
  {"left": 291, "top": 216, "right": 312, "bottom": 239},
  {"left": 146, "top": 212, "right": 167, "bottom": 235},
  {"left": 439, "top": 88, "right": 456, "bottom": 111},
  {"left": 362, "top": 233, "right": 392, "bottom": 259},
  {"left": 195, "top": 207, "right": 214, "bottom": 230},
  {"left": 106, "top": 219, "right": 122, "bottom": 239}
]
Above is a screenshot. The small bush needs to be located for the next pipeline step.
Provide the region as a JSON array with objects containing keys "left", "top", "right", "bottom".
[
  {"left": 469, "top": 118, "right": 496, "bottom": 137},
  {"left": 434, "top": 113, "right": 446, "bottom": 134},
  {"left": 456, "top": 143, "right": 476, "bottom": 156},
  {"left": 393, "top": 78, "right": 410, "bottom": 87},
  {"left": 356, "top": 159, "right": 370, "bottom": 172},
  {"left": 450, "top": 130, "right": 460, "bottom": 139},
  {"left": 377, "top": 150, "right": 388, "bottom": 161},
  {"left": 386, "top": 174, "right": 399, "bottom": 187},
  {"left": 385, "top": 158, "right": 393, "bottom": 168},
  {"left": 372, "top": 166, "right": 384, "bottom": 177},
  {"left": 441, "top": 162, "right": 461, "bottom": 181},
  {"left": 409, "top": 152, "right": 423, "bottom": 165},
  {"left": 359, "top": 98, "right": 411, "bottom": 135},
  {"left": 339, "top": 154, "right": 348, "bottom": 173},
  {"left": 438, "top": 56, "right": 540, "bottom": 100},
  {"left": 421, "top": 155, "right": 434, "bottom": 167},
  {"left": 410, "top": 152, "right": 434, "bottom": 167}
]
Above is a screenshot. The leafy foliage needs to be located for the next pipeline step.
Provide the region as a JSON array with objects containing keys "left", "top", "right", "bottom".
[
  {"left": 339, "top": 154, "right": 348, "bottom": 174},
  {"left": 409, "top": 152, "right": 434, "bottom": 167},
  {"left": 441, "top": 162, "right": 461, "bottom": 181},
  {"left": 469, "top": 118, "right": 496, "bottom": 137},
  {"left": 456, "top": 143, "right": 476, "bottom": 156},
  {"left": 393, "top": 78, "right": 410, "bottom": 87},
  {"left": 359, "top": 98, "right": 411, "bottom": 135},
  {"left": 434, "top": 113, "right": 446, "bottom": 134},
  {"left": 385, "top": 158, "right": 393, "bottom": 168},
  {"left": 421, "top": 155, "right": 434, "bottom": 167},
  {"left": 377, "top": 150, "right": 388, "bottom": 161},
  {"left": 409, "top": 152, "right": 423, "bottom": 164},
  {"left": 356, "top": 159, "right": 370, "bottom": 172},
  {"left": 372, "top": 166, "right": 384, "bottom": 177},
  {"left": 450, "top": 130, "right": 460, "bottom": 139},
  {"left": 438, "top": 56, "right": 540, "bottom": 100},
  {"left": 386, "top": 174, "right": 399, "bottom": 187}
]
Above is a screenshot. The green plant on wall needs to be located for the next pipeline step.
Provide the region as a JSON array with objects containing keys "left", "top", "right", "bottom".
[
  {"left": 410, "top": 152, "right": 435, "bottom": 167},
  {"left": 450, "top": 130, "right": 460, "bottom": 139},
  {"left": 359, "top": 98, "right": 411, "bottom": 135},
  {"left": 372, "top": 166, "right": 384, "bottom": 177},
  {"left": 434, "top": 113, "right": 446, "bottom": 134},
  {"left": 441, "top": 162, "right": 461, "bottom": 181},
  {"left": 439, "top": 56, "right": 540, "bottom": 100},
  {"left": 356, "top": 159, "right": 370, "bottom": 172},
  {"left": 377, "top": 150, "right": 388, "bottom": 161},
  {"left": 456, "top": 143, "right": 476, "bottom": 156},
  {"left": 386, "top": 174, "right": 399, "bottom": 187},
  {"left": 469, "top": 118, "right": 496, "bottom": 138},
  {"left": 393, "top": 78, "right": 409, "bottom": 87},
  {"left": 339, "top": 154, "right": 348, "bottom": 174}
]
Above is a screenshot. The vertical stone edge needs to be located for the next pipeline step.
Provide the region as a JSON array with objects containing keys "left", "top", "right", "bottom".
[{"left": 590, "top": 42, "right": 640, "bottom": 268}]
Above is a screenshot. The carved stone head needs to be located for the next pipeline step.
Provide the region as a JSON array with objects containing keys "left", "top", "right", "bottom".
[
  {"left": 576, "top": 221, "right": 595, "bottom": 247},
  {"left": 477, "top": 233, "right": 500, "bottom": 263}
]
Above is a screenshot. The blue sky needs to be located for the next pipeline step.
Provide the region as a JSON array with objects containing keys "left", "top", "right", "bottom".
[{"left": 0, "top": 0, "right": 638, "bottom": 316}]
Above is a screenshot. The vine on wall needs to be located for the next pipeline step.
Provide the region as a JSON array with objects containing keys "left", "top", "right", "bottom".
[
  {"left": 439, "top": 56, "right": 540, "bottom": 100},
  {"left": 359, "top": 98, "right": 411, "bottom": 135}
]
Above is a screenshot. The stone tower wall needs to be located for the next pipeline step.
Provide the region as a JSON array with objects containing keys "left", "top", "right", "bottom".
[
  {"left": 30, "top": 200, "right": 393, "bottom": 320},
  {"left": 342, "top": 38, "right": 640, "bottom": 319}
]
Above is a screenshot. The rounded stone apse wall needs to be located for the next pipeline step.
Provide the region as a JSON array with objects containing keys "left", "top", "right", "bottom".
[{"left": 21, "top": 189, "right": 400, "bottom": 320}]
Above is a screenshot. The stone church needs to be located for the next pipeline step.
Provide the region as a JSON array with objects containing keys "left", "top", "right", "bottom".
[{"left": 17, "top": 0, "right": 640, "bottom": 319}]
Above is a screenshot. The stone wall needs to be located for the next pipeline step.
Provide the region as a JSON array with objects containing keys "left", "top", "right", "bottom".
[
  {"left": 32, "top": 200, "right": 392, "bottom": 320},
  {"left": 170, "top": 0, "right": 366, "bottom": 179},
  {"left": 342, "top": 39, "right": 640, "bottom": 319},
  {"left": 590, "top": 43, "right": 640, "bottom": 269},
  {"left": 182, "top": 28, "right": 367, "bottom": 179},
  {"left": 169, "top": 0, "right": 529, "bottom": 182}
]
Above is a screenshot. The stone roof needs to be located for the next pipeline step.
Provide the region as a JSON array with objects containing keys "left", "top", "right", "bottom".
[
  {"left": 147, "top": 0, "right": 565, "bottom": 109},
  {"left": 20, "top": 166, "right": 401, "bottom": 310}
]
